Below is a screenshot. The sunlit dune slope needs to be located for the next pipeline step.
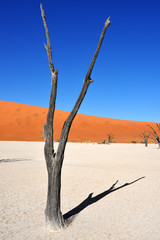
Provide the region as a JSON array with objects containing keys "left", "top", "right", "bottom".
[{"left": 0, "top": 101, "right": 157, "bottom": 143}]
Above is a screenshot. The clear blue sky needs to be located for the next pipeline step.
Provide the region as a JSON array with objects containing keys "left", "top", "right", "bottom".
[{"left": 0, "top": 0, "right": 160, "bottom": 122}]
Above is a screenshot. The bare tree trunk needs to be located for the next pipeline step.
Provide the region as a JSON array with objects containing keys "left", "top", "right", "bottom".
[
  {"left": 139, "top": 132, "right": 150, "bottom": 147},
  {"left": 145, "top": 139, "right": 147, "bottom": 147},
  {"left": 147, "top": 124, "right": 160, "bottom": 149},
  {"left": 40, "top": 4, "right": 111, "bottom": 230},
  {"left": 45, "top": 157, "right": 66, "bottom": 230}
]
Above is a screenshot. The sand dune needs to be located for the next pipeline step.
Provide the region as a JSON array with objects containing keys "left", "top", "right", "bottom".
[{"left": 0, "top": 100, "right": 157, "bottom": 143}]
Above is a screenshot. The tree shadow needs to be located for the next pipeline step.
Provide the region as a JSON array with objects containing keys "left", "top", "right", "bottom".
[
  {"left": 63, "top": 176, "right": 145, "bottom": 225},
  {"left": 0, "top": 158, "right": 31, "bottom": 163}
]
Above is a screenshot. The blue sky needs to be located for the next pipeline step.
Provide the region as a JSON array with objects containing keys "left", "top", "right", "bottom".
[{"left": 0, "top": 0, "right": 160, "bottom": 122}]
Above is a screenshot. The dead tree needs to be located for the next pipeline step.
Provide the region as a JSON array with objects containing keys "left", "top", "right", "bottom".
[
  {"left": 139, "top": 131, "right": 150, "bottom": 147},
  {"left": 40, "top": 4, "right": 111, "bottom": 230},
  {"left": 107, "top": 134, "right": 114, "bottom": 143},
  {"left": 147, "top": 124, "right": 160, "bottom": 148}
]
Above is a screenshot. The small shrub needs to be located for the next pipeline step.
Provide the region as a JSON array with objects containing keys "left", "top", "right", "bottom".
[{"left": 131, "top": 141, "right": 137, "bottom": 143}]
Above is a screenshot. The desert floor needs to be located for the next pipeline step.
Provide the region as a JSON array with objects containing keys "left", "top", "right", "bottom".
[{"left": 0, "top": 142, "right": 160, "bottom": 240}]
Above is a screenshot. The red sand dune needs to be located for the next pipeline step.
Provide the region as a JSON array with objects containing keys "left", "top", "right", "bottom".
[{"left": 0, "top": 100, "right": 157, "bottom": 143}]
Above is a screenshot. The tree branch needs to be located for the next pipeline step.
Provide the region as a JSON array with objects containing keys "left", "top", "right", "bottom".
[
  {"left": 85, "top": 17, "right": 111, "bottom": 81},
  {"left": 41, "top": 4, "right": 58, "bottom": 160},
  {"left": 156, "top": 123, "right": 160, "bottom": 135},
  {"left": 56, "top": 18, "right": 111, "bottom": 160},
  {"left": 148, "top": 136, "right": 157, "bottom": 142},
  {"left": 147, "top": 124, "right": 159, "bottom": 140},
  {"left": 139, "top": 131, "right": 150, "bottom": 140},
  {"left": 139, "top": 134, "right": 144, "bottom": 140},
  {"left": 40, "top": 4, "right": 54, "bottom": 73}
]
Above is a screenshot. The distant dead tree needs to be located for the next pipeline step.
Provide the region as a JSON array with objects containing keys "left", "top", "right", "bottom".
[
  {"left": 107, "top": 134, "right": 114, "bottom": 143},
  {"left": 139, "top": 131, "right": 150, "bottom": 147},
  {"left": 40, "top": 4, "right": 111, "bottom": 230},
  {"left": 147, "top": 124, "right": 160, "bottom": 148}
]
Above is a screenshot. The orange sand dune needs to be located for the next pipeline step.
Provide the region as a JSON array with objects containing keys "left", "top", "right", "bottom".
[{"left": 0, "top": 100, "right": 157, "bottom": 143}]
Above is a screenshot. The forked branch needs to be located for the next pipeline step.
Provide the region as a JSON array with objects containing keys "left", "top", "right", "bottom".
[
  {"left": 147, "top": 124, "right": 160, "bottom": 140},
  {"left": 147, "top": 124, "right": 160, "bottom": 148},
  {"left": 139, "top": 131, "right": 150, "bottom": 140},
  {"left": 139, "top": 131, "right": 150, "bottom": 147},
  {"left": 56, "top": 17, "right": 111, "bottom": 159},
  {"left": 40, "top": 4, "right": 111, "bottom": 230}
]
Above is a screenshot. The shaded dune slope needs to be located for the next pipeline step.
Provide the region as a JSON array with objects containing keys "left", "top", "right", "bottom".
[{"left": 0, "top": 101, "right": 157, "bottom": 143}]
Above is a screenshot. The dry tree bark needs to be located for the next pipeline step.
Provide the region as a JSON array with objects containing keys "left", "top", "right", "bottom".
[
  {"left": 107, "top": 134, "right": 114, "bottom": 143},
  {"left": 139, "top": 131, "right": 150, "bottom": 147},
  {"left": 147, "top": 124, "right": 160, "bottom": 148},
  {"left": 40, "top": 3, "right": 111, "bottom": 230}
]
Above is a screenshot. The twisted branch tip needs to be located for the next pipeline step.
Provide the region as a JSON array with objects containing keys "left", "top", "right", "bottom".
[
  {"left": 105, "top": 16, "right": 111, "bottom": 26},
  {"left": 54, "top": 69, "right": 58, "bottom": 75}
]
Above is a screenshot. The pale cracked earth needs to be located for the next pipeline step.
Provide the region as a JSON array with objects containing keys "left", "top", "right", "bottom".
[{"left": 0, "top": 142, "right": 160, "bottom": 240}]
